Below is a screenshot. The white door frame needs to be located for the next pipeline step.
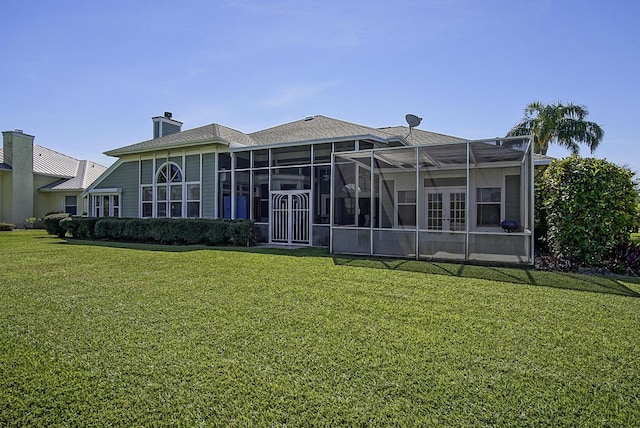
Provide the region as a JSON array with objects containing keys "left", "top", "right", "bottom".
[{"left": 424, "top": 187, "right": 466, "bottom": 231}]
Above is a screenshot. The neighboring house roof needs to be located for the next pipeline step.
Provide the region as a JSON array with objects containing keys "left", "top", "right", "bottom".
[
  {"left": 39, "top": 160, "right": 108, "bottom": 191},
  {"left": 0, "top": 144, "right": 80, "bottom": 177},
  {"left": 105, "top": 123, "right": 254, "bottom": 156},
  {"left": 0, "top": 144, "right": 107, "bottom": 191}
]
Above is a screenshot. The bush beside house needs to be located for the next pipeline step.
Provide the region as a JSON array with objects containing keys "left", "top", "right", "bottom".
[
  {"left": 0, "top": 222, "right": 15, "bottom": 231},
  {"left": 44, "top": 213, "right": 71, "bottom": 238},
  {"left": 55, "top": 217, "right": 256, "bottom": 247},
  {"left": 537, "top": 156, "right": 640, "bottom": 273}
]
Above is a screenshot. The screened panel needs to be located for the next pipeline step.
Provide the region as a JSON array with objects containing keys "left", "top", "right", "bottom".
[
  {"left": 272, "top": 146, "right": 311, "bottom": 166},
  {"left": 272, "top": 166, "right": 311, "bottom": 191}
]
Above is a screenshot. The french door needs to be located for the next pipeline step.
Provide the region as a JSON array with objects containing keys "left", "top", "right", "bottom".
[
  {"left": 271, "top": 191, "right": 311, "bottom": 244},
  {"left": 424, "top": 188, "right": 466, "bottom": 231}
]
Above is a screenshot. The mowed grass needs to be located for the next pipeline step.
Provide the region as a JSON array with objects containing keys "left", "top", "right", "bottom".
[{"left": 0, "top": 231, "right": 638, "bottom": 427}]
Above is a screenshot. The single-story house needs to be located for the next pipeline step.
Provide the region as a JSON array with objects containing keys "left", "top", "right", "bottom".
[
  {"left": 0, "top": 130, "right": 108, "bottom": 225},
  {"left": 85, "top": 113, "right": 540, "bottom": 264}
]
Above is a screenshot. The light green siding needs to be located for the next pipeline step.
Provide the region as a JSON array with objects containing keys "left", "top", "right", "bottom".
[
  {"left": 97, "top": 161, "right": 140, "bottom": 217},
  {"left": 202, "top": 153, "right": 215, "bottom": 218},
  {"left": 141, "top": 160, "right": 153, "bottom": 185},
  {"left": 185, "top": 155, "right": 200, "bottom": 182}
]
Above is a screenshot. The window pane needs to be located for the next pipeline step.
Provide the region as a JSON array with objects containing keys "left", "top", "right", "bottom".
[
  {"left": 157, "top": 186, "right": 167, "bottom": 201},
  {"left": 478, "top": 188, "right": 501, "bottom": 202},
  {"left": 142, "top": 203, "right": 153, "bottom": 217},
  {"left": 113, "top": 208, "right": 119, "bottom": 217},
  {"left": 187, "top": 184, "right": 200, "bottom": 200},
  {"left": 169, "top": 164, "right": 182, "bottom": 182},
  {"left": 398, "top": 205, "right": 416, "bottom": 226},
  {"left": 113, "top": 195, "right": 119, "bottom": 206},
  {"left": 398, "top": 190, "right": 416, "bottom": 204},
  {"left": 171, "top": 185, "right": 182, "bottom": 200},
  {"left": 187, "top": 202, "right": 200, "bottom": 218},
  {"left": 65, "top": 195, "right": 77, "bottom": 205},
  {"left": 170, "top": 202, "right": 182, "bottom": 217},
  {"left": 157, "top": 202, "right": 167, "bottom": 217},
  {"left": 66, "top": 206, "right": 77, "bottom": 215},
  {"left": 142, "top": 187, "right": 153, "bottom": 201},
  {"left": 477, "top": 204, "right": 500, "bottom": 226}
]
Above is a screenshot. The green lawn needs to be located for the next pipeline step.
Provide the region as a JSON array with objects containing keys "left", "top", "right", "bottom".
[{"left": 1, "top": 230, "right": 638, "bottom": 427}]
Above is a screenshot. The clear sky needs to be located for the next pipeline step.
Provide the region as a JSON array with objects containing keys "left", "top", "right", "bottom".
[{"left": 2, "top": 0, "right": 639, "bottom": 173}]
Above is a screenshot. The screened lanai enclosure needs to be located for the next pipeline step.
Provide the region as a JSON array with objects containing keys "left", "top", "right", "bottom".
[{"left": 330, "top": 136, "right": 534, "bottom": 264}]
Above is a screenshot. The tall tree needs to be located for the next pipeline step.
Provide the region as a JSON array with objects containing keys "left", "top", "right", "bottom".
[{"left": 507, "top": 101, "right": 604, "bottom": 155}]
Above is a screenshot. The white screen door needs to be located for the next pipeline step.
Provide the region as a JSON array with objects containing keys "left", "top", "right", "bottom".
[{"left": 271, "top": 191, "right": 310, "bottom": 244}]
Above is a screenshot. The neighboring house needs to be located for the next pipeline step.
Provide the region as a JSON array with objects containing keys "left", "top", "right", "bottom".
[
  {"left": 86, "top": 113, "right": 539, "bottom": 264},
  {"left": 0, "top": 130, "right": 107, "bottom": 225}
]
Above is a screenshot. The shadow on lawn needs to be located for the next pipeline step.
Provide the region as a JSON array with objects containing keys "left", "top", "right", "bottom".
[
  {"left": 333, "top": 256, "right": 640, "bottom": 298},
  {"left": 59, "top": 239, "right": 639, "bottom": 298}
]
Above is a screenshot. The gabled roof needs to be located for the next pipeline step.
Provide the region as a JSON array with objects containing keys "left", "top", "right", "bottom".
[
  {"left": 105, "top": 123, "right": 254, "bottom": 156},
  {"left": 104, "top": 114, "right": 468, "bottom": 156}
]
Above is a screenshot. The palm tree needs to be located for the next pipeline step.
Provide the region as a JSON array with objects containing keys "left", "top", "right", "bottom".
[{"left": 507, "top": 101, "right": 604, "bottom": 155}]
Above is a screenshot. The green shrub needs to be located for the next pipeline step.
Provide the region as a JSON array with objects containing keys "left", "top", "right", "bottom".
[
  {"left": 24, "top": 217, "right": 44, "bottom": 229},
  {"left": 0, "top": 222, "right": 14, "bottom": 231},
  {"left": 61, "top": 217, "right": 100, "bottom": 239},
  {"left": 204, "top": 221, "right": 230, "bottom": 245},
  {"left": 227, "top": 220, "right": 256, "bottom": 246},
  {"left": 538, "top": 156, "right": 637, "bottom": 266},
  {"left": 93, "top": 218, "right": 255, "bottom": 246},
  {"left": 44, "top": 213, "right": 70, "bottom": 238}
]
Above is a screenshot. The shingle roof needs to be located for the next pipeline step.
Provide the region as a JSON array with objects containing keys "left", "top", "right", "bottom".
[
  {"left": 248, "top": 115, "right": 399, "bottom": 146},
  {"left": 377, "top": 126, "right": 467, "bottom": 145},
  {"left": 104, "top": 114, "right": 469, "bottom": 156},
  {"left": 105, "top": 123, "right": 254, "bottom": 156}
]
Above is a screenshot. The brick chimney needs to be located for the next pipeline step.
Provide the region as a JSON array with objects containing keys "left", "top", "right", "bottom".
[{"left": 152, "top": 112, "right": 183, "bottom": 138}]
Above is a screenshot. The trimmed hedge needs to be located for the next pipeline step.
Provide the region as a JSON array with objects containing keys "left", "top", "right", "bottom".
[
  {"left": 0, "top": 222, "right": 15, "bottom": 231},
  {"left": 44, "top": 213, "right": 71, "bottom": 238},
  {"left": 92, "top": 218, "right": 256, "bottom": 246},
  {"left": 61, "top": 217, "right": 100, "bottom": 239}
]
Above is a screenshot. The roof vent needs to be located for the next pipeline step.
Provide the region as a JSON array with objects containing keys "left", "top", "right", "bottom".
[
  {"left": 304, "top": 115, "right": 315, "bottom": 121},
  {"left": 14, "top": 129, "right": 23, "bottom": 133},
  {"left": 164, "top": 112, "right": 173, "bottom": 119}
]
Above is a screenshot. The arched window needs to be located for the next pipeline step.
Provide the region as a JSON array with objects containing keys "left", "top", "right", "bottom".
[{"left": 156, "top": 162, "right": 183, "bottom": 217}]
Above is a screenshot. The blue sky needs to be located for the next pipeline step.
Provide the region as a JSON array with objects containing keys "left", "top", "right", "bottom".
[{"left": 2, "top": 0, "right": 639, "bottom": 173}]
